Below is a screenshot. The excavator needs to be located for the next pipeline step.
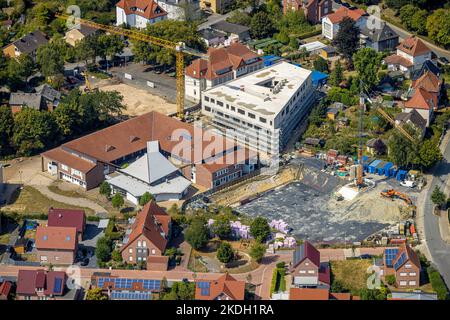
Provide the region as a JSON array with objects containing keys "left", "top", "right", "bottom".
[{"left": 380, "top": 189, "right": 413, "bottom": 206}]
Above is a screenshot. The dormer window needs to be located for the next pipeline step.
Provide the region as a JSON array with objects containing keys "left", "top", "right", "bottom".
[{"left": 105, "top": 145, "right": 116, "bottom": 152}]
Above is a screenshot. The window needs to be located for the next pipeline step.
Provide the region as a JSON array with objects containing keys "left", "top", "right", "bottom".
[
  {"left": 409, "top": 272, "right": 416, "bottom": 276},
  {"left": 61, "top": 164, "right": 68, "bottom": 171},
  {"left": 248, "top": 113, "right": 255, "bottom": 119},
  {"left": 305, "top": 262, "right": 309, "bottom": 266},
  {"left": 205, "top": 106, "right": 211, "bottom": 112},
  {"left": 231, "top": 106, "right": 235, "bottom": 111},
  {"left": 217, "top": 101, "right": 223, "bottom": 107},
  {"left": 204, "top": 96, "right": 210, "bottom": 102},
  {"left": 211, "top": 98, "right": 215, "bottom": 103},
  {"left": 400, "top": 272, "right": 407, "bottom": 277},
  {"left": 259, "top": 117, "right": 267, "bottom": 123},
  {"left": 138, "top": 241, "right": 141, "bottom": 247},
  {"left": 151, "top": 249, "right": 156, "bottom": 255},
  {"left": 238, "top": 109, "right": 245, "bottom": 115},
  {"left": 307, "top": 270, "right": 315, "bottom": 274},
  {"left": 138, "top": 257, "right": 142, "bottom": 261},
  {"left": 399, "top": 281, "right": 407, "bottom": 286},
  {"left": 55, "top": 256, "right": 59, "bottom": 261},
  {"left": 143, "top": 241, "right": 147, "bottom": 247},
  {"left": 129, "top": 256, "right": 133, "bottom": 261},
  {"left": 129, "top": 248, "right": 133, "bottom": 254},
  {"left": 40, "top": 256, "right": 48, "bottom": 262},
  {"left": 409, "top": 281, "right": 416, "bottom": 286},
  {"left": 299, "top": 270, "right": 306, "bottom": 274},
  {"left": 405, "top": 264, "right": 412, "bottom": 269}
]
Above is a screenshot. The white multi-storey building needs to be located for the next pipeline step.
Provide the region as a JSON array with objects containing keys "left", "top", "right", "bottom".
[
  {"left": 321, "top": 7, "right": 367, "bottom": 40},
  {"left": 201, "top": 62, "right": 315, "bottom": 154},
  {"left": 155, "top": 0, "right": 200, "bottom": 20},
  {"left": 185, "top": 42, "right": 263, "bottom": 103},
  {"left": 116, "top": 0, "right": 167, "bottom": 29}
]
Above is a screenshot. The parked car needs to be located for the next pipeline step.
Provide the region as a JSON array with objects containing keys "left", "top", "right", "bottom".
[
  {"left": 98, "top": 60, "right": 113, "bottom": 69},
  {"left": 360, "top": 254, "right": 372, "bottom": 259},
  {"left": 80, "top": 258, "right": 89, "bottom": 266},
  {"left": 400, "top": 180, "right": 416, "bottom": 188}
]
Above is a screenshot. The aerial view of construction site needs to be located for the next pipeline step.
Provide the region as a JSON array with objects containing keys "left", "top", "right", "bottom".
[{"left": 1, "top": 0, "right": 449, "bottom": 306}]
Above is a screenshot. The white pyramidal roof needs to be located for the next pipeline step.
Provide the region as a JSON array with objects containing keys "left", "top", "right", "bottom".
[{"left": 121, "top": 141, "right": 178, "bottom": 184}]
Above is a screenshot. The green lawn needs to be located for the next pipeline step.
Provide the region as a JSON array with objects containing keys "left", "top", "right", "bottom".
[
  {"left": 330, "top": 259, "right": 373, "bottom": 294},
  {"left": 3, "top": 186, "right": 94, "bottom": 216}
]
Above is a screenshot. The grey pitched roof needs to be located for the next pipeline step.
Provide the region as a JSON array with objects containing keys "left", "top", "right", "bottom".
[
  {"left": 360, "top": 22, "right": 398, "bottom": 42},
  {"left": 395, "top": 109, "right": 426, "bottom": 132},
  {"left": 411, "top": 60, "right": 441, "bottom": 80},
  {"left": 199, "top": 28, "right": 226, "bottom": 41},
  {"left": 9, "top": 92, "right": 42, "bottom": 110},
  {"left": 35, "top": 84, "right": 61, "bottom": 103},
  {"left": 75, "top": 25, "right": 98, "bottom": 37},
  {"left": 210, "top": 21, "right": 249, "bottom": 35},
  {"left": 12, "top": 30, "right": 48, "bottom": 54}
]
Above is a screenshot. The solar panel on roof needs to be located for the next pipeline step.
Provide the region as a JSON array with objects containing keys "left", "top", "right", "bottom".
[
  {"left": 394, "top": 252, "right": 407, "bottom": 270},
  {"left": 53, "top": 278, "right": 63, "bottom": 293},
  {"left": 385, "top": 248, "right": 399, "bottom": 267}
]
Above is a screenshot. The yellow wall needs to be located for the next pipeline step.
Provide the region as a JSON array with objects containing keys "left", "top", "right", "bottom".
[{"left": 2, "top": 44, "right": 17, "bottom": 58}]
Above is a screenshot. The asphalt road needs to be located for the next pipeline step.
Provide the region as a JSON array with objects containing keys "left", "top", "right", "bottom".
[{"left": 422, "top": 133, "right": 450, "bottom": 288}]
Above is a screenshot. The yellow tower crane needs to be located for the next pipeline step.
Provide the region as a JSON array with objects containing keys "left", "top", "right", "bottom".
[{"left": 57, "top": 14, "right": 208, "bottom": 118}]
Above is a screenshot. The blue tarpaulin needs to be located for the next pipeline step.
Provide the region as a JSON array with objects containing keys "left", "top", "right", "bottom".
[
  {"left": 383, "top": 162, "right": 394, "bottom": 177},
  {"left": 368, "top": 159, "right": 381, "bottom": 174},
  {"left": 311, "top": 70, "right": 329, "bottom": 87},
  {"left": 396, "top": 170, "right": 408, "bottom": 181},
  {"left": 262, "top": 55, "right": 282, "bottom": 66}
]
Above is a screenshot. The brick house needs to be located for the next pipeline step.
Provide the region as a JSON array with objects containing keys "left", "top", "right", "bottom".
[
  {"left": 283, "top": 0, "right": 332, "bottom": 24},
  {"left": 290, "top": 241, "right": 330, "bottom": 288},
  {"left": 120, "top": 201, "right": 171, "bottom": 267},
  {"left": 47, "top": 208, "right": 86, "bottom": 241},
  {"left": 35, "top": 226, "right": 78, "bottom": 265},
  {"left": 16, "top": 269, "right": 72, "bottom": 300},
  {"left": 41, "top": 111, "right": 256, "bottom": 191},
  {"left": 382, "top": 244, "right": 421, "bottom": 289},
  {"left": 195, "top": 273, "right": 245, "bottom": 300}
]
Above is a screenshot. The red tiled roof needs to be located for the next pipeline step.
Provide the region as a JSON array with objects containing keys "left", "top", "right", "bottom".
[
  {"left": 116, "top": 0, "right": 167, "bottom": 20},
  {"left": 195, "top": 273, "right": 245, "bottom": 300},
  {"left": 0, "top": 281, "right": 12, "bottom": 298},
  {"left": 290, "top": 288, "right": 330, "bottom": 300},
  {"left": 394, "top": 244, "right": 421, "bottom": 269},
  {"left": 16, "top": 270, "right": 66, "bottom": 296},
  {"left": 412, "top": 71, "right": 441, "bottom": 93},
  {"left": 330, "top": 292, "right": 352, "bottom": 300},
  {"left": 48, "top": 208, "right": 85, "bottom": 234},
  {"left": 35, "top": 226, "right": 77, "bottom": 251},
  {"left": 304, "top": 241, "right": 321, "bottom": 267},
  {"left": 185, "top": 42, "right": 261, "bottom": 81},
  {"left": 384, "top": 54, "right": 413, "bottom": 68},
  {"left": 120, "top": 201, "right": 170, "bottom": 253},
  {"left": 397, "top": 36, "right": 431, "bottom": 57},
  {"left": 319, "top": 263, "right": 331, "bottom": 285},
  {"left": 42, "top": 147, "right": 97, "bottom": 174},
  {"left": 326, "top": 7, "right": 366, "bottom": 24},
  {"left": 404, "top": 87, "right": 438, "bottom": 110}
]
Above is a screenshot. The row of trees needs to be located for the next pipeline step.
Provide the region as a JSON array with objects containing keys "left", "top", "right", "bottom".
[{"left": 0, "top": 89, "right": 124, "bottom": 157}]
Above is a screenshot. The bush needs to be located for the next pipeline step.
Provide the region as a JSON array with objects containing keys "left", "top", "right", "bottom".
[
  {"left": 250, "top": 217, "right": 271, "bottom": 243},
  {"left": 216, "top": 242, "right": 234, "bottom": 264},
  {"left": 385, "top": 274, "right": 396, "bottom": 286},
  {"left": 249, "top": 243, "right": 266, "bottom": 262},
  {"left": 99, "top": 181, "right": 111, "bottom": 197},
  {"left": 111, "top": 193, "right": 124, "bottom": 209},
  {"left": 96, "top": 236, "right": 112, "bottom": 263},
  {"left": 139, "top": 192, "right": 154, "bottom": 206},
  {"left": 427, "top": 267, "right": 449, "bottom": 300},
  {"left": 184, "top": 217, "right": 209, "bottom": 250}
]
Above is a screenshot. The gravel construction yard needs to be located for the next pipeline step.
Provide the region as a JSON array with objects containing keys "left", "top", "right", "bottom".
[
  {"left": 98, "top": 82, "right": 178, "bottom": 116},
  {"left": 239, "top": 181, "right": 389, "bottom": 243}
]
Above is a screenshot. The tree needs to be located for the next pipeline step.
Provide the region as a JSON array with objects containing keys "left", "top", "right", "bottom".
[
  {"left": 0, "top": 105, "right": 14, "bottom": 155},
  {"left": 97, "top": 34, "right": 125, "bottom": 70},
  {"left": 330, "top": 280, "right": 349, "bottom": 293},
  {"left": 13, "top": 108, "right": 58, "bottom": 156},
  {"left": 111, "top": 193, "right": 124, "bottom": 209},
  {"left": 85, "top": 288, "right": 108, "bottom": 300},
  {"left": 249, "top": 242, "right": 266, "bottom": 262},
  {"left": 37, "top": 39, "right": 66, "bottom": 80},
  {"left": 185, "top": 217, "right": 209, "bottom": 250},
  {"left": 216, "top": 242, "right": 234, "bottom": 263},
  {"left": 417, "top": 139, "right": 442, "bottom": 170},
  {"left": 333, "top": 17, "right": 359, "bottom": 64},
  {"left": 329, "top": 60, "right": 344, "bottom": 87},
  {"left": 111, "top": 249, "right": 122, "bottom": 262},
  {"left": 353, "top": 48, "right": 383, "bottom": 90},
  {"left": 162, "top": 281, "right": 195, "bottom": 300},
  {"left": 387, "top": 129, "right": 417, "bottom": 167},
  {"left": 6, "top": 54, "right": 34, "bottom": 90},
  {"left": 431, "top": 186, "right": 446, "bottom": 209},
  {"left": 212, "top": 215, "right": 232, "bottom": 239},
  {"left": 385, "top": 274, "right": 396, "bottom": 286},
  {"left": 313, "top": 56, "right": 329, "bottom": 73},
  {"left": 227, "top": 10, "right": 252, "bottom": 26},
  {"left": 250, "top": 11, "right": 275, "bottom": 39},
  {"left": 139, "top": 192, "right": 154, "bottom": 206},
  {"left": 99, "top": 181, "right": 111, "bottom": 197},
  {"left": 96, "top": 236, "right": 112, "bottom": 263},
  {"left": 250, "top": 217, "right": 271, "bottom": 242},
  {"left": 426, "top": 9, "right": 450, "bottom": 49}
]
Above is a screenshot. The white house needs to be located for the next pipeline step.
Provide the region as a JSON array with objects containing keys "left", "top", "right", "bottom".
[
  {"left": 384, "top": 36, "right": 432, "bottom": 77},
  {"left": 116, "top": 0, "right": 168, "bottom": 29},
  {"left": 201, "top": 62, "right": 315, "bottom": 154},
  {"left": 321, "top": 7, "right": 367, "bottom": 40},
  {"left": 184, "top": 42, "right": 263, "bottom": 102}
]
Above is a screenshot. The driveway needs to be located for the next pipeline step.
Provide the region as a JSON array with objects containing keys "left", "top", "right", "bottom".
[{"left": 77, "top": 222, "right": 105, "bottom": 269}]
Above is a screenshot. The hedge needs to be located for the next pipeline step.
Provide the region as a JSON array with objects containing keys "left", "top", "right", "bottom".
[
  {"left": 427, "top": 267, "right": 449, "bottom": 300},
  {"left": 270, "top": 267, "right": 287, "bottom": 295}
]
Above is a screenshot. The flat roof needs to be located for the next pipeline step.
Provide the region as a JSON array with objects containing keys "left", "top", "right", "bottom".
[
  {"left": 204, "top": 62, "right": 312, "bottom": 118},
  {"left": 299, "top": 41, "right": 327, "bottom": 52}
]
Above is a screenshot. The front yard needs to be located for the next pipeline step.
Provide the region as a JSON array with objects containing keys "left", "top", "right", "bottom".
[{"left": 330, "top": 259, "right": 373, "bottom": 294}]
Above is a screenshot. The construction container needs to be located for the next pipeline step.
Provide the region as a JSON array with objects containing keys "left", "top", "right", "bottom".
[
  {"left": 327, "top": 149, "right": 339, "bottom": 164},
  {"left": 396, "top": 170, "right": 408, "bottom": 181},
  {"left": 383, "top": 162, "right": 394, "bottom": 177},
  {"left": 376, "top": 161, "right": 388, "bottom": 175},
  {"left": 368, "top": 159, "right": 382, "bottom": 174}
]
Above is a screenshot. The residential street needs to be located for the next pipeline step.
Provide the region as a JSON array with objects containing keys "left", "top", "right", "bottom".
[{"left": 420, "top": 131, "right": 450, "bottom": 288}]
